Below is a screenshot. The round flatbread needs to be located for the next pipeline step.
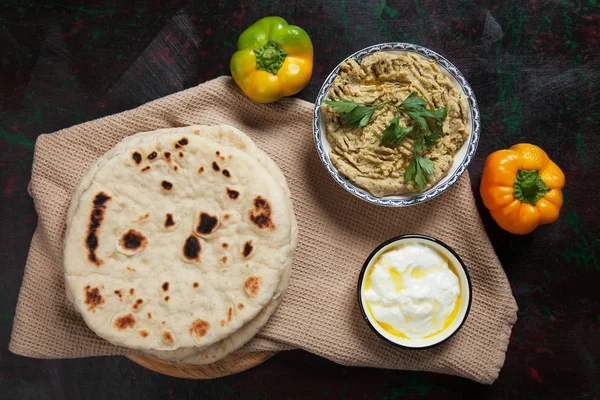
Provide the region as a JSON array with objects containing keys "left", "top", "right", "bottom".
[{"left": 64, "top": 125, "right": 295, "bottom": 352}]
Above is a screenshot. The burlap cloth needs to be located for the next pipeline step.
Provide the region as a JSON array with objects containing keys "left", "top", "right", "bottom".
[{"left": 10, "top": 76, "right": 517, "bottom": 384}]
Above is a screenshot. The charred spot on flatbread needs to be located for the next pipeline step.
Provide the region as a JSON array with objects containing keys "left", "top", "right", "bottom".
[
  {"left": 86, "top": 192, "right": 111, "bottom": 266},
  {"left": 222, "top": 169, "right": 230, "bottom": 178},
  {"left": 221, "top": 243, "right": 229, "bottom": 249},
  {"left": 198, "top": 166, "right": 204, "bottom": 173},
  {"left": 175, "top": 138, "right": 188, "bottom": 149},
  {"left": 242, "top": 241, "right": 253, "bottom": 258},
  {"left": 226, "top": 188, "right": 239, "bottom": 200},
  {"left": 189, "top": 319, "right": 210, "bottom": 338},
  {"left": 248, "top": 196, "right": 275, "bottom": 230},
  {"left": 178, "top": 151, "right": 184, "bottom": 158},
  {"left": 164, "top": 151, "right": 171, "bottom": 159},
  {"left": 164, "top": 213, "right": 175, "bottom": 228},
  {"left": 147, "top": 312, "right": 152, "bottom": 319},
  {"left": 237, "top": 303, "right": 244, "bottom": 310},
  {"left": 147, "top": 151, "right": 157, "bottom": 160},
  {"left": 244, "top": 276, "right": 261, "bottom": 297},
  {"left": 195, "top": 213, "right": 219, "bottom": 236},
  {"left": 174, "top": 165, "right": 178, "bottom": 171},
  {"left": 183, "top": 235, "right": 201, "bottom": 262},
  {"left": 220, "top": 256, "right": 227, "bottom": 264},
  {"left": 126, "top": 266, "right": 136, "bottom": 272},
  {"left": 162, "top": 331, "right": 175, "bottom": 344},
  {"left": 161, "top": 180, "right": 173, "bottom": 190},
  {"left": 141, "top": 166, "right": 150, "bottom": 172},
  {"left": 132, "top": 298, "right": 143, "bottom": 310},
  {"left": 212, "top": 161, "right": 220, "bottom": 171},
  {"left": 162, "top": 282, "right": 169, "bottom": 291},
  {"left": 93, "top": 193, "right": 110, "bottom": 207},
  {"left": 129, "top": 288, "right": 135, "bottom": 295},
  {"left": 228, "top": 306, "right": 233, "bottom": 322},
  {"left": 139, "top": 330, "right": 149, "bottom": 338},
  {"left": 193, "top": 282, "right": 199, "bottom": 288},
  {"left": 114, "top": 313, "right": 136, "bottom": 330},
  {"left": 132, "top": 152, "right": 142, "bottom": 164},
  {"left": 87, "top": 200, "right": 109, "bottom": 259},
  {"left": 164, "top": 296, "right": 170, "bottom": 302},
  {"left": 114, "top": 289, "right": 123, "bottom": 300},
  {"left": 119, "top": 229, "right": 148, "bottom": 252},
  {"left": 84, "top": 285, "right": 104, "bottom": 312}
]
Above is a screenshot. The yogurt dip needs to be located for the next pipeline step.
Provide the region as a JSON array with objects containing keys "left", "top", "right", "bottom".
[{"left": 363, "top": 242, "right": 461, "bottom": 339}]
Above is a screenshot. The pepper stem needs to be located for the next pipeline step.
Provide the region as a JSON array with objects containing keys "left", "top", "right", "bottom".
[
  {"left": 513, "top": 169, "right": 550, "bottom": 205},
  {"left": 254, "top": 40, "right": 287, "bottom": 75}
]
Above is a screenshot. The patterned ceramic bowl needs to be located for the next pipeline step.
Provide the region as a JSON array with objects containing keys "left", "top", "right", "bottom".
[{"left": 313, "top": 43, "right": 480, "bottom": 207}]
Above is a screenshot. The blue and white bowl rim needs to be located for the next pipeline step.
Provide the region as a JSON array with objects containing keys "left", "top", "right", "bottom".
[{"left": 312, "top": 42, "right": 480, "bottom": 207}]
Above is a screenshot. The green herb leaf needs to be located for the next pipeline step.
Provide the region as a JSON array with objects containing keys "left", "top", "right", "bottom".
[
  {"left": 324, "top": 99, "right": 384, "bottom": 128},
  {"left": 342, "top": 103, "right": 383, "bottom": 128},
  {"left": 324, "top": 99, "right": 359, "bottom": 113},
  {"left": 414, "top": 161, "right": 428, "bottom": 191},
  {"left": 418, "top": 107, "right": 447, "bottom": 122},
  {"left": 424, "top": 127, "right": 441, "bottom": 147},
  {"left": 413, "top": 133, "right": 425, "bottom": 151},
  {"left": 380, "top": 113, "right": 414, "bottom": 145},
  {"left": 380, "top": 113, "right": 400, "bottom": 144},
  {"left": 416, "top": 154, "right": 434, "bottom": 175},
  {"left": 399, "top": 92, "right": 427, "bottom": 110},
  {"left": 404, "top": 158, "right": 417, "bottom": 183},
  {"left": 404, "top": 110, "right": 429, "bottom": 132},
  {"left": 405, "top": 153, "right": 434, "bottom": 192},
  {"left": 398, "top": 92, "right": 447, "bottom": 136}
]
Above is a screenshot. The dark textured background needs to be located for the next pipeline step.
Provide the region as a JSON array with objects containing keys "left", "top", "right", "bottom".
[{"left": 1, "top": 1, "right": 599, "bottom": 399}]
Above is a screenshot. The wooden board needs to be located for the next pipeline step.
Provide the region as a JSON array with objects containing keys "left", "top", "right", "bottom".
[{"left": 126, "top": 351, "right": 277, "bottom": 379}]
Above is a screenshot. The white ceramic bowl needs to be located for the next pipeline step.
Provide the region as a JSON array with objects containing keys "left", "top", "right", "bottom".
[
  {"left": 313, "top": 43, "right": 480, "bottom": 207},
  {"left": 357, "top": 234, "right": 472, "bottom": 349}
]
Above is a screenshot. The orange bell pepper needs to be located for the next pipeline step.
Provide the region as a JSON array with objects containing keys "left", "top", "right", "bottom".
[{"left": 480, "top": 144, "right": 565, "bottom": 235}]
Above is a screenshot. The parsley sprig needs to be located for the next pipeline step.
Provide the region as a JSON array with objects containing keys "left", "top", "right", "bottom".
[{"left": 324, "top": 93, "right": 447, "bottom": 192}]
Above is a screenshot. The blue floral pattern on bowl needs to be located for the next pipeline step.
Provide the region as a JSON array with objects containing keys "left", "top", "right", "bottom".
[{"left": 313, "top": 42, "right": 480, "bottom": 207}]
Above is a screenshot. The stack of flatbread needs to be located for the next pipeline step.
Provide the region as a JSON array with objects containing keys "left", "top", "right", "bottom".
[{"left": 63, "top": 125, "right": 297, "bottom": 364}]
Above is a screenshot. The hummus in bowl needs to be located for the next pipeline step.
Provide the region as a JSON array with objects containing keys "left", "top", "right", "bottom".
[{"left": 313, "top": 43, "right": 480, "bottom": 206}]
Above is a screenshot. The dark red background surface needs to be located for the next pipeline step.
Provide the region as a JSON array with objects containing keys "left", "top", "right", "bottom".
[{"left": 1, "top": 1, "right": 599, "bottom": 399}]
